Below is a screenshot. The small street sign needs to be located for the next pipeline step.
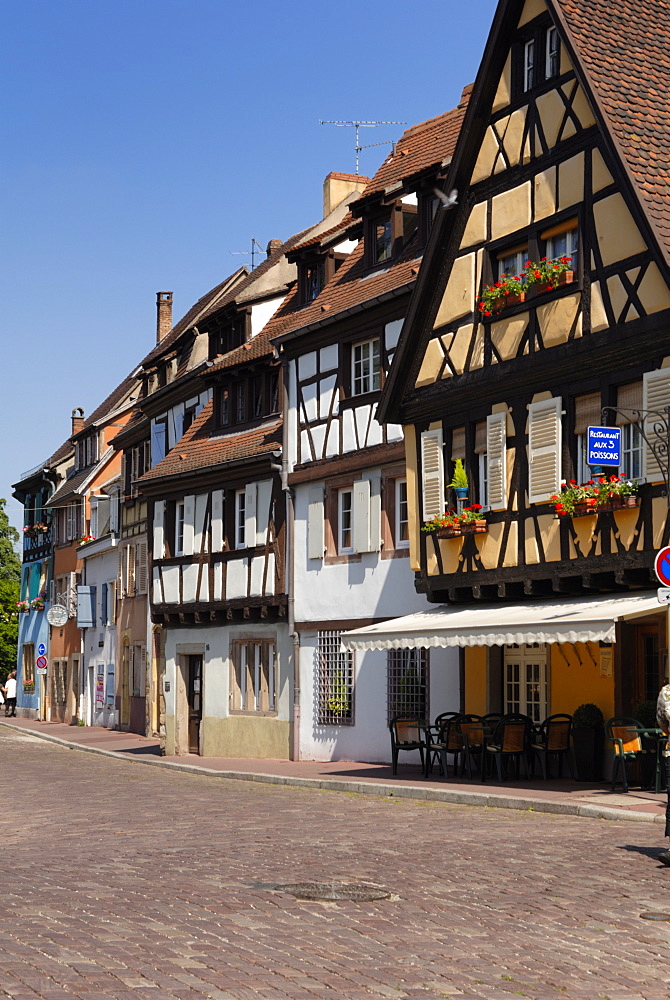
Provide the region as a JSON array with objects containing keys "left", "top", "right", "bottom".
[
  {"left": 655, "top": 546, "right": 670, "bottom": 587},
  {"left": 35, "top": 655, "right": 48, "bottom": 672},
  {"left": 587, "top": 425, "right": 622, "bottom": 467},
  {"left": 37, "top": 643, "right": 46, "bottom": 656},
  {"left": 46, "top": 605, "right": 68, "bottom": 627},
  {"left": 658, "top": 588, "right": 670, "bottom": 605}
]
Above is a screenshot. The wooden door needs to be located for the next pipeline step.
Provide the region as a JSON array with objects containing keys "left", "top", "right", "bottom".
[
  {"left": 633, "top": 624, "right": 662, "bottom": 711},
  {"left": 187, "top": 655, "right": 202, "bottom": 754}
]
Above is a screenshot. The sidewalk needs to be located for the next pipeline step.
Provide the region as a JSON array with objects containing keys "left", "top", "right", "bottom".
[{"left": 3, "top": 716, "right": 666, "bottom": 825}]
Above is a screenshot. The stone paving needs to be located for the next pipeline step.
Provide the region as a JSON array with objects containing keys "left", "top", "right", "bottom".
[{"left": 3, "top": 727, "right": 670, "bottom": 1000}]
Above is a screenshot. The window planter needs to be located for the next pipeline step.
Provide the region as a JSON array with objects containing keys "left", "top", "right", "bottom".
[
  {"left": 556, "top": 496, "right": 640, "bottom": 519},
  {"left": 535, "top": 270, "right": 574, "bottom": 295},
  {"left": 436, "top": 520, "right": 488, "bottom": 538}
]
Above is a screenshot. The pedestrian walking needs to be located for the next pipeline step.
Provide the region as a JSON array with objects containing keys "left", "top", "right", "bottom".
[
  {"left": 3, "top": 671, "right": 17, "bottom": 718},
  {"left": 657, "top": 681, "right": 670, "bottom": 864}
]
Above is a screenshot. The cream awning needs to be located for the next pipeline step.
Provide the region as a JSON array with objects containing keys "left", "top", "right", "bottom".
[{"left": 341, "top": 591, "right": 661, "bottom": 650}]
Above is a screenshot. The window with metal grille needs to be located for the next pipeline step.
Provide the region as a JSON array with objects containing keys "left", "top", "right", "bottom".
[
  {"left": 316, "top": 630, "right": 354, "bottom": 725},
  {"left": 387, "top": 649, "right": 428, "bottom": 723}
]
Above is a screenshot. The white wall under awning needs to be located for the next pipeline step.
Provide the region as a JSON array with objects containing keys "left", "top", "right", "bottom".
[{"left": 341, "top": 591, "right": 662, "bottom": 650}]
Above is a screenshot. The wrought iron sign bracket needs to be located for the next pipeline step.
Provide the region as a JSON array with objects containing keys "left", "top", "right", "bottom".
[{"left": 601, "top": 405, "right": 670, "bottom": 503}]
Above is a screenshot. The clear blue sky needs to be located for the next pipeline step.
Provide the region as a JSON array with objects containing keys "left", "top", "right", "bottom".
[{"left": 0, "top": 0, "right": 498, "bottom": 532}]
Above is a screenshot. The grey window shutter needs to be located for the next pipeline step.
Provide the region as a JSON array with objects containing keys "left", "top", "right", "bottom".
[
  {"left": 353, "top": 479, "right": 371, "bottom": 553},
  {"left": 486, "top": 412, "right": 508, "bottom": 510},
  {"left": 255, "top": 480, "right": 273, "bottom": 546},
  {"left": 211, "top": 490, "right": 224, "bottom": 552},
  {"left": 528, "top": 398, "right": 562, "bottom": 503},
  {"left": 307, "top": 486, "right": 325, "bottom": 560},
  {"left": 76, "top": 586, "right": 96, "bottom": 629},
  {"left": 101, "top": 583, "right": 108, "bottom": 626},
  {"left": 153, "top": 500, "right": 165, "bottom": 560},
  {"left": 136, "top": 541, "right": 148, "bottom": 595},
  {"left": 420, "top": 429, "right": 445, "bottom": 521},
  {"left": 182, "top": 495, "right": 195, "bottom": 556},
  {"left": 245, "top": 483, "right": 257, "bottom": 547},
  {"left": 643, "top": 369, "right": 670, "bottom": 482}
]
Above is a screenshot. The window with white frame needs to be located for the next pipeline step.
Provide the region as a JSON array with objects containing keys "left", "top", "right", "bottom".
[
  {"left": 545, "top": 224, "right": 579, "bottom": 275},
  {"left": 523, "top": 38, "right": 535, "bottom": 91},
  {"left": 497, "top": 246, "right": 527, "bottom": 280},
  {"left": 316, "top": 630, "right": 354, "bottom": 725},
  {"left": 338, "top": 488, "right": 354, "bottom": 554},
  {"left": 175, "top": 501, "right": 185, "bottom": 556},
  {"left": 387, "top": 648, "right": 428, "bottom": 722},
  {"left": 545, "top": 25, "right": 560, "bottom": 78},
  {"left": 504, "top": 643, "right": 548, "bottom": 723},
  {"left": 395, "top": 479, "right": 409, "bottom": 548},
  {"left": 230, "top": 640, "right": 276, "bottom": 713},
  {"left": 621, "top": 422, "right": 643, "bottom": 480},
  {"left": 479, "top": 452, "right": 488, "bottom": 507},
  {"left": 352, "top": 338, "right": 381, "bottom": 395},
  {"left": 235, "top": 490, "right": 246, "bottom": 549}
]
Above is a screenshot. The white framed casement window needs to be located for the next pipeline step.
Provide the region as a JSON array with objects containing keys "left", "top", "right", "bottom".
[
  {"left": 175, "top": 501, "right": 185, "bottom": 556},
  {"left": 544, "top": 223, "right": 579, "bottom": 274},
  {"left": 504, "top": 644, "right": 548, "bottom": 723},
  {"left": 479, "top": 453, "right": 489, "bottom": 508},
  {"left": 395, "top": 479, "right": 409, "bottom": 549},
  {"left": 620, "top": 423, "right": 643, "bottom": 480},
  {"left": 528, "top": 397, "right": 563, "bottom": 503},
  {"left": 235, "top": 489, "right": 246, "bottom": 549},
  {"left": 497, "top": 245, "right": 527, "bottom": 280},
  {"left": 151, "top": 416, "right": 167, "bottom": 466},
  {"left": 338, "top": 488, "right": 354, "bottom": 554},
  {"left": 352, "top": 338, "right": 381, "bottom": 395},
  {"left": 545, "top": 25, "right": 560, "bottom": 79},
  {"left": 523, "top": 38, "right": 535, "bottom": 91}
]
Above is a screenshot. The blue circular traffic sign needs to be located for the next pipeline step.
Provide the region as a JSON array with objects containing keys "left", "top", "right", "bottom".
[
  {"left": 37, "top": 643, "right": 46, "bottom": 656},
  {"left": 655, "top": 547, "right": 670, "bottom": 587}
]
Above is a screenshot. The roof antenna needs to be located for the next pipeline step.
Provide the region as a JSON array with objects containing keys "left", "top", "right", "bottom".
[
  {"left": 229, "top": 237, "right": 266, "bottom": 270},
  {"left": 319, "top": 120, "right": 406, "bottom": 175}
]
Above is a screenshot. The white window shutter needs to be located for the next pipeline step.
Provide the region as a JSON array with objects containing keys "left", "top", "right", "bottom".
[
  {"left": 49, "top": 578, "right": 56, "bottom": 604},
  {"left": 486, "top": 413, "right": 508, "bottom": 510},
  {"left": 118, "top": 546, "right": 126, "bottom": 598},
  {"left": 136, "top": 541, "right": 148, "bottom": 595},
  {"left": 245, "top": 483, "right": 257, "bottom": 547},
  {"left": 643, "top": 369, "right": 670, "bottom": 482},
  {"left": 363, "top": 472, "right": 382, "bottom": 551},
  {"left": 211, "top": 490, "right": 224, "bottom": 552},
  {"left": 420, "top": 429, "right": 445, "bottom": 521},
  {"left": 182, "top": 495, "right": 195, "bottom": 556},
  {"left": 528, "top": 398, "right": 562, "bottom": 503},
  {"left": 89, "top": 500, "right": 98, "bottom": 539},
  {"left": 109, "top": 579, "right": 117, "bottom": 623},
  {"left": 153, "top": 500, "right": 165, "bottom": 560},
  {"left": 255, "top": 480, "right": 273, "bottom": 546},
  {"left": 353, "top": 479, "right": 371, "bottom": 553},
  {"left": 109, "top": 491, "right": 119, "bottom": 534},
  {"left": 307, "top": 486, "right": 325, "bottom": 560}
]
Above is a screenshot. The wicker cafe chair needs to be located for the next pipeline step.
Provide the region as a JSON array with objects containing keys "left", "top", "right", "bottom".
[
  {"left": 531, "top": 714, "right": 576, "bottom": 780},
  {"left": 458, "top": 714, "right": 486, "bottom": 776},
  {"left": 426, "top": 716, "right": 470, "bottom": 779},
  {"left": 389, "top": 716, "right": 427, "bottom": 776},
  {"left": 481, "top": 714, "right": 532, "bottom": 783},
  {"left": 606, "top": 716, "right": 656, "bottom": 793}
]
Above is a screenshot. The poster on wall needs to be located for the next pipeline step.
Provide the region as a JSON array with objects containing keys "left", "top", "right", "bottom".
[
  {"left": 106, "top": 668, "right": 115, "bottom": 706},
  {"left": 95, "top": 664, "right": 105, "bottom": 709}
]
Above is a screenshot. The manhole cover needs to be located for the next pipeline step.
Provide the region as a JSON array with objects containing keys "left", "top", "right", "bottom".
[
  {"left": 275, "top": 881, "right": 391, "bottom": 901},
  {"left": 640, "top": 912, "right": 670, "bottom": 921}
]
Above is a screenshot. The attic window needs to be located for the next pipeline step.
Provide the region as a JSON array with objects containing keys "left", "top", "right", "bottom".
[
  {"left": 375, "top": 219, "right": 392, "bottom": 263},
  {"left": 520, "top": 21, "right": 561, "bottom": 93}
]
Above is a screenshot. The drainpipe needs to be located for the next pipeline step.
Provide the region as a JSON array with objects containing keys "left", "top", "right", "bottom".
[{"left": 278, "top": 352, "right": 300, "bottom": 760}]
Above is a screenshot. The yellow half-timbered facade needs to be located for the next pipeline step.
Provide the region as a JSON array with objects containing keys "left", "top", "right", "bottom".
[{"left": 366, "top": 0, "right": 670, "bottom": 727}]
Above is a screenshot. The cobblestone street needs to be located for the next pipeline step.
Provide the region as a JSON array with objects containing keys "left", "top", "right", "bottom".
[{"left": 2, "top": 728, "right": 670, "bottom": 1000}]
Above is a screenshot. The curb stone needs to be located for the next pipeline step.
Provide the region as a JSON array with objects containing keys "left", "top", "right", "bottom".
[{"left": 0, "top": 720, "right": 663, "bottom": 825}]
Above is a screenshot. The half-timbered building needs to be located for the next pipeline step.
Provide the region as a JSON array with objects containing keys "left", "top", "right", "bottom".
[
  {"left": 272, "top": 108, "right": 471, "bottom": 761},
  {"left": 346, "top": 0, "right": 670, "bottom": 731}
]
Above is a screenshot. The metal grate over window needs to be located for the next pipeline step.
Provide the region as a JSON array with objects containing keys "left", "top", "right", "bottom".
[
  {"left": 387, "top": 649, "right": 429, "bottom": 723},
  {"left": 316, "top": 631, "right": 354, "bottom": 725}
]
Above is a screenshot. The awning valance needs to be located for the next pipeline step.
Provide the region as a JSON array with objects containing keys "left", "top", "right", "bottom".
[{"left": 341, "top": 591, "right": 661, "bottom": 650}]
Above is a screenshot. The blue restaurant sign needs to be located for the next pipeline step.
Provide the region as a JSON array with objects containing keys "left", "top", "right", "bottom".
[{"left": 587, "top": 425, "right": 622, "bottom": 467}]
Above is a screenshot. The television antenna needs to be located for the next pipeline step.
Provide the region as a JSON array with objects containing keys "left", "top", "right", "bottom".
[
  {"left": 319, "top": 120, "right": 407, "bottom": 175},
  {"left": 229, "top": 237, "right": 266, "bottom": 271}
]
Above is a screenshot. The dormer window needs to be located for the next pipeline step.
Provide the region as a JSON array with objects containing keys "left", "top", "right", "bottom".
[
  {"left": 216, "top": 369, "right": 281, "bottom": 430},
  {"left": 375, "top": 219, "right": 393, "bottom": 263},
  {"left": 75, "top": 432, "right": 99, "bottom": 471},
  {"left": 208, "top": 313, "right": 247, "bottom": 359},
  {"left": 305, "top": 262, "right": 324, "bottom": 302}
]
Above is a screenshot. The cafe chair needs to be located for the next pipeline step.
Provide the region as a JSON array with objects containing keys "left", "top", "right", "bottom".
[
  {"left": 482, "top": 714, "right": 532, "bottom": 783},
  {"left": 389, "top": 716, "right": 427, "bottom": 776},
  {"left": 426, "top": 716, "right": 469, "bottom": 779},
  {"left": 531, "top": 714, "right": 575, "bottom": 780},
  {"left": 606, "top": 716, "right": 658, "bottom": 793},
  {"left": 458, "top": 714, "right": 486, "bottom": 776}
]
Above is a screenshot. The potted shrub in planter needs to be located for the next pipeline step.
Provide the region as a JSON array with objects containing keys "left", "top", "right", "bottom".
[
  {"left": 572, "top": 702, "right": 605, "bottom": 782},
  {"left": 449, "top": 459, "right": 469, "bottom": 501}
]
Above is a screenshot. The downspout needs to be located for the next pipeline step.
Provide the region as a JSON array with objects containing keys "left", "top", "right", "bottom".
[{"left": 277, "top": 350, "right": 300, "bottom": 760}]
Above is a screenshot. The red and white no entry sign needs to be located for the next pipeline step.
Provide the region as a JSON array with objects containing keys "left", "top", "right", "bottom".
[{"left": 654, "top": 546, "right": 670, "bottom": 588}]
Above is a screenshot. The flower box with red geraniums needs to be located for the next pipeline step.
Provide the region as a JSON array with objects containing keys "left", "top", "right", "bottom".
[
  {"left": 550, "top": 475, "right": 639, "bottom": 518},
  {"left": 16, "top": 601, "right": 30, "bottom": 614},
  {"left": 423, "top": 505, "right": 488, "bottom": 538},
  {"left": 479, "top": 256, "right": 573, "bottom": 317}
]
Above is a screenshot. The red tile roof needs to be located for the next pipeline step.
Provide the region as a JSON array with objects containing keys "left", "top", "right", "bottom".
[
  {"left": 554, "top": 0, "right": 670, "bottom": 259},
  {"left": 137, "top": 400, "right": 281, "bottom": 482}
]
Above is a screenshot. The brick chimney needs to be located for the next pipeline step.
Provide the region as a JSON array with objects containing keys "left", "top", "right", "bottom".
[
  {"left": 71, "top": 407, "right": 85, "bottom": 436},
  {"left": 156, "top": 291, "right": 173, "bottom": 343},
  {"left": 323, "top": 171, "right": 370, "bottom": 218},
  {"left": 266, "top": 239, "right": 283, "bottom": 259}
]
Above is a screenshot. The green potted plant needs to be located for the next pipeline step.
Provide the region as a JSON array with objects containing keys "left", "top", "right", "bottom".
[
  {"left": 633, "top": 700, "right": 658, "bottom": 730},
  {"left": 449, "top": 459, "right": 469, "bottom": 500},
  {"left": 572, "top": 702, "right": 605, "bottom": 782}
]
